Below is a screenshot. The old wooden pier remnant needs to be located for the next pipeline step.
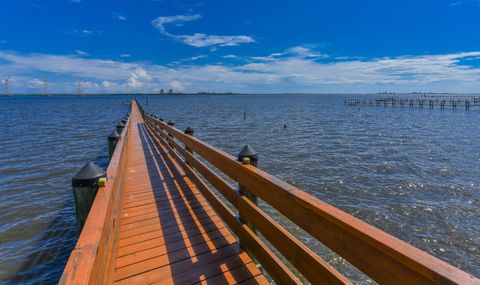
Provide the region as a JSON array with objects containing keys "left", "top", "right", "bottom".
[
  {"left": 61, "top": 100, "right": 479, "bottom": 284},
  {"left": 345, "top": 95, "right": 480, "bottom": 111}
]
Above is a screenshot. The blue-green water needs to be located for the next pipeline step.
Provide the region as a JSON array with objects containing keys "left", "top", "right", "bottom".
[{"left": 0, "top": 94, "right": 478, "bottom": 284}]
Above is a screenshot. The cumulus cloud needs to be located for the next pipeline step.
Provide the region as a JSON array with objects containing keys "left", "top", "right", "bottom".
[
  {"left": 3, "top": 49, "right": 480, "bottom": 93},
  {"left": 151, "top": 14, "right": 255, "bottom": 48},
  {"left": 27, "top": 78, "right": 44, "bottom": 88},
  {"left": 127, "top": 67, "right": 151, "bottom": 89},
  {"left": 169, "top": 80, "right": 187, "bottom": 91}
]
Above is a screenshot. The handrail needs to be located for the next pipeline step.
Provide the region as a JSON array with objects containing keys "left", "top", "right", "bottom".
[
  {"left": 142, "top": 107, "right": 479, "bottom": 285},
  {"left": 60, "top": 103, "right": 132, "bottom": 285},
  {"left": 146, "top": 119, "right": 350, "bottom": 285}
]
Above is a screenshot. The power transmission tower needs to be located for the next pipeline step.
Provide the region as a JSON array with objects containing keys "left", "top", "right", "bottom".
[
  {"left": 76, "top": 79, "right": 82, "bottom": 95},
  {"left": 3, "top": 75, "right": 10, "bottom": 96},
  {"left": 42, "top": 78, "right": 49, "bottom": 95}
]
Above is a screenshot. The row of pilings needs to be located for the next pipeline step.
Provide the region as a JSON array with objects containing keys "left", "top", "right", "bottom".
[
  {"left": 345, "top": 96, "right": 480, "bottom": 110},
  {"left": 71, "top": 110, "right": 130, "bottom": 234}
]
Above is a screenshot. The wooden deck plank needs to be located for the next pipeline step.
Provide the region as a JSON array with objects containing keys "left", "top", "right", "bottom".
[
  {"left": 116, "top": 244, "right": 252, "bottom": 284},
  {"left": 195, "top": 263, "right": 266, "bottom": 285},
  {"left": 117, "top": 225, "right": 230, "bottom": 257},
  {"left": 112, "top": 102, "right": 267, "bottom": 284}
]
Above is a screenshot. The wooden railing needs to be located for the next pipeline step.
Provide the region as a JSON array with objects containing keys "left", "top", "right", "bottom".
[
  {"left": 60, "top": 112, "right": 131, "bottom": 285},
  {"left": 142, "top": 109, "right": 479, "bottom": 285}
]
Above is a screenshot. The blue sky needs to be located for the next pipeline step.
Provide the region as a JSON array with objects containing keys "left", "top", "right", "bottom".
[{"left": 1, "top": 0, "right": 480, "bottom": 93}]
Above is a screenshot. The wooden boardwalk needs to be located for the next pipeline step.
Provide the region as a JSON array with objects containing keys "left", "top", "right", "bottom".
[
  {"left": 61, "top": 100, "right": 479, "bottom": 285},
  {"left": 113, "top": 102, "right": 266, "bottom": 284}
]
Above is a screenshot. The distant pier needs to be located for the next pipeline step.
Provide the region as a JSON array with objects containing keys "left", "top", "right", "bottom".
[{"left": 345, "top": 96, "right": 480, "bottom": 110}]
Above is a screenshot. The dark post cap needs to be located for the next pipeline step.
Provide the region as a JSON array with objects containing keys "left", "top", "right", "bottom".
[
  {"left": 184, "top": 127, "right": 195, "bottom": 135},
  {"left": 238, "top": 144, "right": 258, "bottom": 163},
  {"left": 72, "top": 162, "right": 106, "bottom": 187},
  {"left": 116, "top": 122, "right": 125, "bottom": 128},
  {"left": 108, "top": 130, "right": 121, "bottom": 141},
  {"left": 121, "top": 118, "right": 127, "bottom": 124},
  {"left": 159, "top": 118, "right": 164, "bottom": 122},
  {"left": 167, "top": 120, "right": 175, "bottom": 126}
]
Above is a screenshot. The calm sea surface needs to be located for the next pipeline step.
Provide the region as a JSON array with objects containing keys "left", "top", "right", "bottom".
[{"left": 0, "top": 94, "right": 479, "bottom": 284}]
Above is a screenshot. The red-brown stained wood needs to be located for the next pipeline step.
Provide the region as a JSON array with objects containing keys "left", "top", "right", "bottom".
[
  {"left": 62, "top": 100, "right": 479, "bottom": 285},
  {"left": 144, "top": 112, "right": 480, "bottom": 285},
  {"left": 61, "top": 101, "right": 267, "bottom": 285}
]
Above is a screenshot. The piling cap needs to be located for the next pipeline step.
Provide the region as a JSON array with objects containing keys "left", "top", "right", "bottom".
[
  {"left": 116, "top": 122, "right": 125, "bottom": 128},
  {"left": 184, "top": 127, "right": 195, "bottom": 135},
  {"left": 238, "top": 144, "right": 258, "bottom": 164},
  {"left": 159, "top": 118, "right": 164, "bottom": 122},
  {"left": 108, "top": 130, "right": 121, "bottom": 141},
  {"left": 167, "top": 120, "right": 175, "bottom": 126},
  {"left": 121, "top": 118, "right": 127, "bottom": 124},
  {"left": 72, "top": 162, "right": 106, "bottom": 187}
]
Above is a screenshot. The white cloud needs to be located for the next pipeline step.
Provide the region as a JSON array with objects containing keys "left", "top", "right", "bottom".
[
  {"left": 27, "top": 78, "right": 44, "bottom": 88},
  {"left": 127, "top": 67, "right": 151, "bottom": 89},
  {"left": 113, "top": 12, "right": 127, "bottom": 21},
  {"left": 223, "top": 54, "right": 237, "bottom": 59},
  {"left": 176, "top": 33, "right": 254, "bottom": 48},
  {"left": 3, "top": 49, "right": 480, "bottom": 93},
  {"left": 184, "top": 55, "right": 207, "bottom": 61},
  {"left": 152, "top": 14, "right": 202, "bottom": 34},
  {"left": 60, "top": 29, "right": 100, "bottom": 37},
  {"left": 169, "top": 80, "right": 187, "bottom": 91},
  {"left": 120, "top": 54, "right": 131, "bottom": 58},
  {"left": 252, "top": 46, "right": 328, "bottom": 61},
  {"left": 151, "top": 14, "right": 255, "bottom": 48},
  {"left": 75, "top": 49, "right": 89, "bottom": 56},
  {"left": 78, "top": 80, "right": 99, "bottom": 92}
]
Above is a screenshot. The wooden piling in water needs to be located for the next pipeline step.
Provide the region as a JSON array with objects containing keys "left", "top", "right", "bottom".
[{"left": 71, "top": 162, "right": 106, "bottom": 233}]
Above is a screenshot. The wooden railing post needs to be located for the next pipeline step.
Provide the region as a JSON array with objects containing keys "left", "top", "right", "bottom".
[
  {"left": 184, "top": 127, "right": 195, "bottom": 155},
  {"left": 238, "top": 144, "right": 258, "bottom": 233},
  {"left": 167, "top": 120, "right": 175, "bottom": 148}
]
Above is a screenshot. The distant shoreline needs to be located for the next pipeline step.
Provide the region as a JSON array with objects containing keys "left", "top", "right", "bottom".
[{"left": 2, "top": 92, "right": 480, "bottom": 97}]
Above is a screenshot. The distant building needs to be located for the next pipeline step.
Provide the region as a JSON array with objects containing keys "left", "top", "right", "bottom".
[
  {"left": 159, "top": 89, "right": 164, "bottom": 94},
  {"left": 168, "top": 89, "right": 173, "bottom": 94}
]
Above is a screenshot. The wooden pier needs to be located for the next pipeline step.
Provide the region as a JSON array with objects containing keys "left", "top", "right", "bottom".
[
  {"left": 345, "top": 96, "right": 480, "bottom": 110},
  {"left": 61, "top": 100, "right": 479, "bottom": 284}
]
